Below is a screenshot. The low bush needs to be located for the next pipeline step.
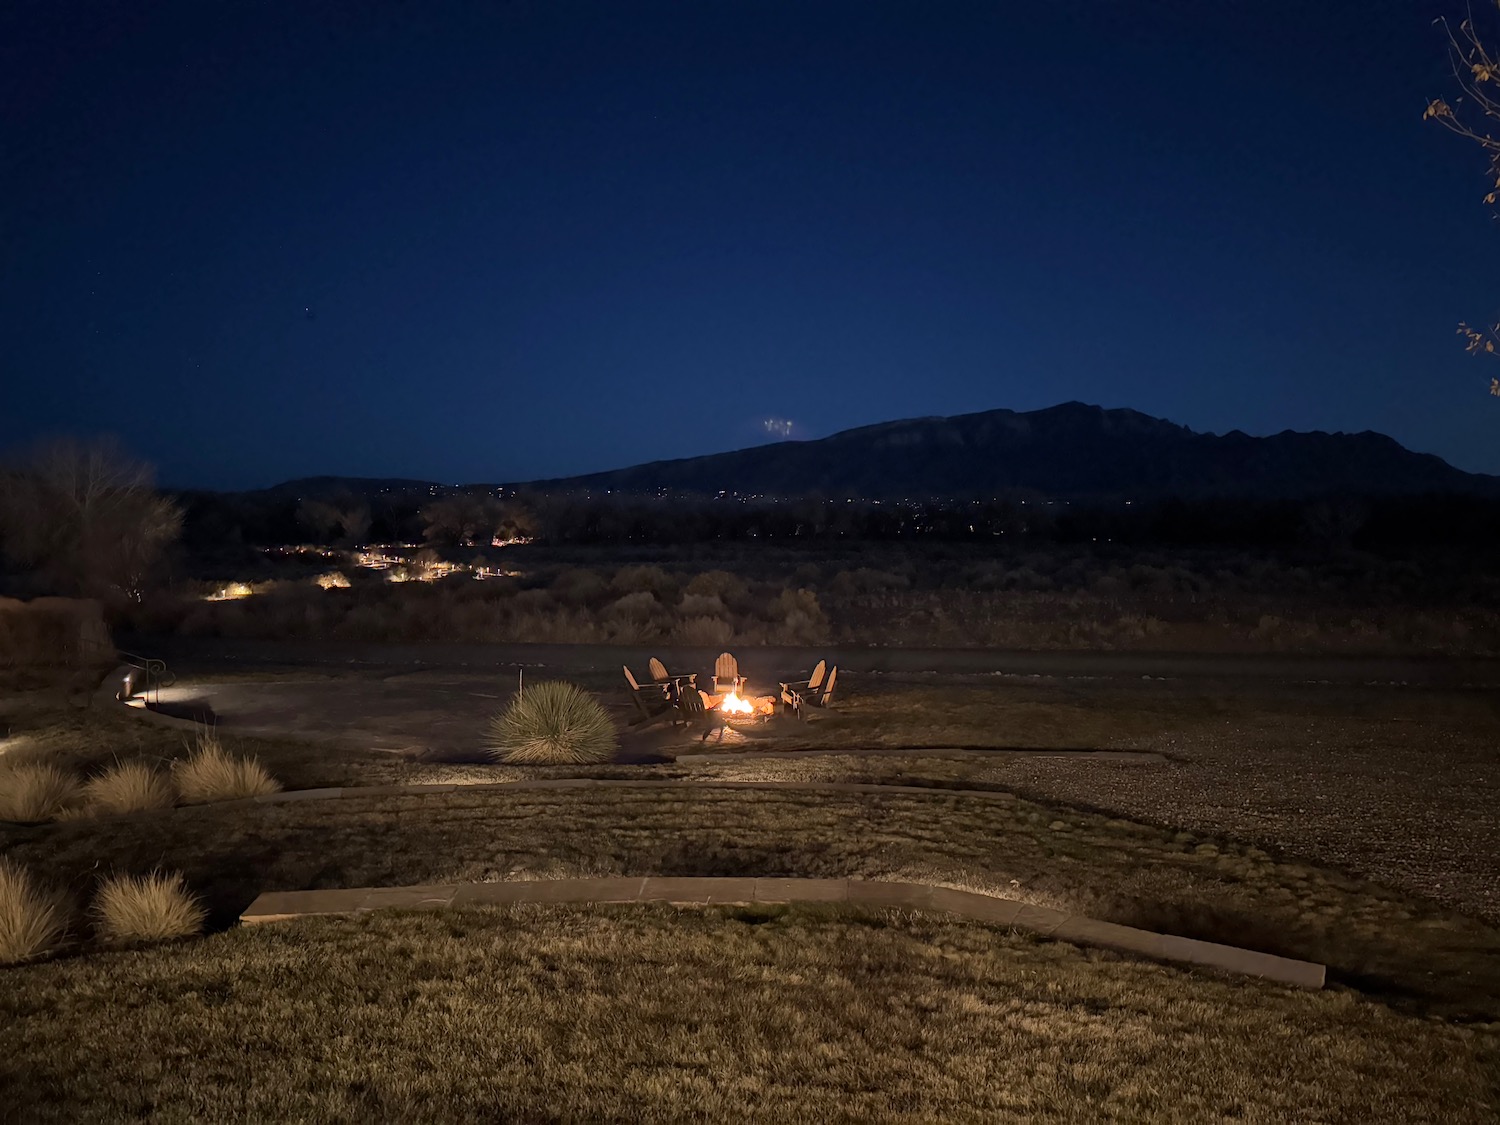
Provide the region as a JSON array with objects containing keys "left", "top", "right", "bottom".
[
  {"left": 486, "top": 681, "right": 618, "bottom": 765},
  {"left": 685, "top": 569, "right": 748, "bottom": 604},
  {"left": 172, "top": 731, "right": 281, "bottom": 804},
  {"left": 671, "top": 615, "right": 735, "bottom": 646},
  {"left": 93, "top": 871, "right": 205, "bottom": 944},
  {"left": 611, "top": 565, "right": 675, "bottom": 597},
  {"left": 0, "top": 860, "right": 66, "bottom": 965},
  {"left": 81, "top": 761, "right": 174, "bottom": 816},
  {"left": 0, "top": 763, "right": 82, "bottom": 823}
]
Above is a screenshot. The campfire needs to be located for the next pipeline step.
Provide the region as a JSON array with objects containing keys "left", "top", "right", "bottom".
[
  {"left": 719, "top": 691, "right": 755, "bottom": 716},
  {"left": 715, "top": 689, "right": 775, "bottom": 720}
]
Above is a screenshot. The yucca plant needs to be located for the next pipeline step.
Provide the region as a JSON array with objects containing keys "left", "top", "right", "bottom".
[
  {"left": 93, "top": 871, "right": 205, "bottom": 944},
  {"left": 172, "top": 729, "right": 280, "bottom": 804},
  {"left": 486, "top": 680, "right": 618, "bottom": 764},
  {"left": 0, "top": 763, "right": 82, "bottom": 823},
  {"left": 81, "top": 760, "right": 174, "bottom": 816},
  {"left": 0, "top": 860, "right": 66, "bottom": 965}
]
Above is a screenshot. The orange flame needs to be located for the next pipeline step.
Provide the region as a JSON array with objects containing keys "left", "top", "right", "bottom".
[{"left": 720, "top": 691, "right": 754, "bottom": 715}]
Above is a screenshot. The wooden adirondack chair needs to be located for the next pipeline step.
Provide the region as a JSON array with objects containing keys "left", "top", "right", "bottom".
[
  {"left": 649, "top": 656, "right": 697, "bottom": 693},
  {"left": 623, "top": 665, "right": 674, "bottom": 727},
  {"left": 712, "top": 652, "right": 745, "bottom": 696},
  {"left": 781, "top": 663, "right": 837, "bottom": 716},
  {"left": 676, "top": 686, "right": 729, "bottom": 742},
  {"left": 804, "top": 665, "right": 837, "bottom": 708},
  {"left": 780, "top": 659, "right": 825, "bottom": 700}
]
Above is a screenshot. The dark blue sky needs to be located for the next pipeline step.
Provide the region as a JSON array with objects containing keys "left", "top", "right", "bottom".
[{"left": 2, "top": 0, "right": 1495, "bottom": 489}]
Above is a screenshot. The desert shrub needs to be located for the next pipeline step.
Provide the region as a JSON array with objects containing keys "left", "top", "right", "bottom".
[
  {"left": 486, "top": 681, "right": 618, "bottom": 765},
  {"left": 0, "top": 860, "right": 66, "bottom": 965},
  {"left": 81, "top": 760, "right": 174, "bottom": 816},
  {"left": 685, "top": 569, "right": 747, "bottom": 604},
  {"left": 1006, "top": 567, "right": 1051, "bottom": 592},
  {"left": 1114, "top": 614, "right": 1167, "bottom": 641},
  {"left": 610, "top": 565, "right": 675, "bottom": 597},
  {"left": 550, "top": 567, "right": 607, "bottom": 605},
  {"left": 677, "top": 593, "right": 726, "bottom": 617},
  {"left": 1091, "top": 573, "right": 1124, "bottom": 597},
  {"left": 512, "top": 588, "right": 557, "bottom": 614},
  {"left": 770, "top": 588, "right": 829, "bottom": 644},
  {"left": 0, "top": 763, "right": 82, "bottom": 823},
  {"left": 505, "top": 609, "right": 607, "bottom": 644},
  {"left": 605, "top": 591, "right": 659, "bottom": 620},
  {"left": 829, "top": 567, "right": 908, "bottom": 597},
  {"left": 671, "top": 615, "right": 734, "bottom": 646},
  {"left": 314, "top": 571, "right": 351, "bottom": 589},
  {"left": 93, "top": 871, "right": 205, "bottom": 944},
  {"left": 172, "top": 731, "right": 280, "bottom": 804}
]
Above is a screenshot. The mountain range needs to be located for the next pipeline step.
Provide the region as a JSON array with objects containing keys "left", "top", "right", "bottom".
[
  {"left": 263, "top": 403, "right": 1498, "bottom": 502},
  {"left": 519, "top": 402, "right": 1498, "bottom": 501}
]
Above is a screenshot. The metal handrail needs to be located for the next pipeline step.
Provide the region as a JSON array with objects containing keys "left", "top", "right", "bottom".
[{"left": 95, "top": 641, "right": 176, "bottom": 704}]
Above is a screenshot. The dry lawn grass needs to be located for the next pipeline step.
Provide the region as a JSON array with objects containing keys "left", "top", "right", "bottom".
[
  {"left": 0, "top": 860, "right": 66, "bottom": 965},
  {"left": 80, "top": 760, "right": 174, "bottom": 815},
  {"left": 0, "top": 694, "right": 412, "bottom": 790},
  {"left": 93, "top": 871, "right": 205, "bottom": 944},
  {"left": 1, "top": 906, "right": 1494, "bottom": 1123},
  {"left": 172, "top": 731, "right": 280, "bottom": 804},
  {"left": 7, "top": 785, "right": 1500, "bottom": 1021},
  {"left": 0, "top": 762, "right": 82, "bottom": 823}
]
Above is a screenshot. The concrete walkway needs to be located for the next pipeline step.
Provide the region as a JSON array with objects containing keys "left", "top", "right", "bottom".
[{"left": 241, "top": 876, "right": 1325, "bottom": 990}]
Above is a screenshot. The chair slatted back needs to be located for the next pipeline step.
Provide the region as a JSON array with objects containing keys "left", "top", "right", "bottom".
[
  {"left": 678, "top": 688, "right": 706, "bottom": 719},
  {"left": 821, "top": 665, "right": 837, "bottom": 703},
  {"left": 648, "top": 657, "right": 670, "bottom": 682},
  {"left": 622, "top": 665, "right": 643, "bottom": 691},
  {"left": 806, "top": 659, "right": 827, "bottom": 691},
  {"left": 713, "top": 651, "right": 744, "bottom": 695}
]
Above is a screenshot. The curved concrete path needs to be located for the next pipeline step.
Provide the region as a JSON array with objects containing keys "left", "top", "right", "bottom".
[{"left": 241, "top": 876, "right": 1325, "bottom": 990}]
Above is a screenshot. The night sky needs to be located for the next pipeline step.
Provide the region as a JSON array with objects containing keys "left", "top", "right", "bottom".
[{"left": 3, "top": 1, "right": 1495, "bottom": 489}]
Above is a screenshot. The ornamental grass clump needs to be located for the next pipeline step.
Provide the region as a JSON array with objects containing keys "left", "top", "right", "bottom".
[
  {"left": 172, "top": 730, "right": 280, "bottom": 804},
  {"left": 93, "top": 871, "right": 205, "bottom": 944},
  {"left": 0, "top": 860, "right": 66, "bottom": 965},
  {"left": 0, "top": 763, "right": 83, "bottom": 823},
  {"left": 81, "top": 760, "right": 174, "bottom": 816},
  {"left": 486, "top": 680, "right": 618, "bottom": 765}
]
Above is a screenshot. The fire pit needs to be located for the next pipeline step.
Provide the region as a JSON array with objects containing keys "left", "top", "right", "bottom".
[{"left": 714, "top": 689, "right": 778, "bottom": 722}]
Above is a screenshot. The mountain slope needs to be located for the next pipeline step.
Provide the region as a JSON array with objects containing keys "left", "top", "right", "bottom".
[{"left": 524, "top": 402, "right": 1498, "bottom": 500}]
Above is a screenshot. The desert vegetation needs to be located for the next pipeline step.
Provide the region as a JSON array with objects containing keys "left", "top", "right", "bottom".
[
  {"left": 93, "top": 871, "right": 205, "bottom": 944},
  {"left": 0, "top": 723, "right": 283, "bottom": 823},
  {"left": 119, "top": 540, "right": 1500, "bottom": 654},
  {"left": 172, "top": 731, "right": 281, "bottom": 804},
  {"left": 486, "top": 680, "right": 618, "bottom": 765},
  {"left": 0, "top": 859, "right": 66, "bottom": 966},
  {"left": 80, "top": 760, "right": 175, "bottom": 816},
  {"left": 0, "top": 762, "right": 83, "bottom": 823},
  {"left": 0, "top": 438, "right": 181, "bottom": 603}
]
